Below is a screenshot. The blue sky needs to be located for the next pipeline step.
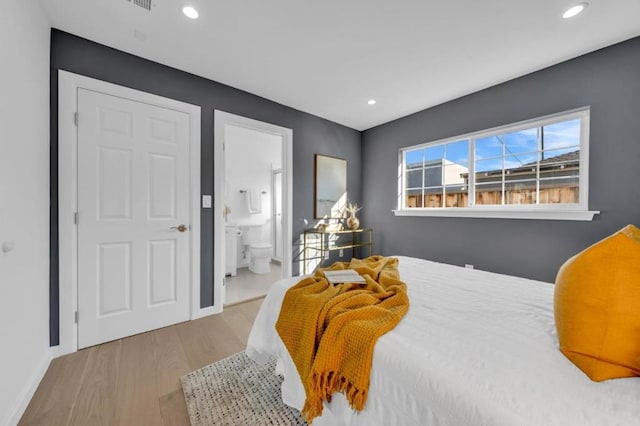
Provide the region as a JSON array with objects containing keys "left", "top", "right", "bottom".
[{"left": 406, "top": 119, "right": 580, "bottom": 173}]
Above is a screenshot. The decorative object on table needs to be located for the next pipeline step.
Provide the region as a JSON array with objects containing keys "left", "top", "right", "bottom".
[
  {"left": 315, "top": 223, "right": 329, "bottom": 232},
  {"left": 345, "top": 200, "right": 362, "bottom": 230},
  {"left": 326, "top": 220, "right": 344, "bottom": 232},
  {"left": 314, "top": 154, "right": 347, "bottom": 219},
  {"left": 181, "top": 351, "right": 307, "bottom": 426}
]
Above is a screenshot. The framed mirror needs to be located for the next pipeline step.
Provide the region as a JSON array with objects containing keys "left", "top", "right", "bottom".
[{"left": 314, "top": 154, "right": 347, "bottom": 219}]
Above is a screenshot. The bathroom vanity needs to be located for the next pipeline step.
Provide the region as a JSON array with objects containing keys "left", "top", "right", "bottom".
[{"left": 225, "top": 225, "right": 238, "bottom": 276}]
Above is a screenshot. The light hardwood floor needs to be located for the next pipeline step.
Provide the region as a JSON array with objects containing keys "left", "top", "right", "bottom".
[{"left": 19, "top": 298, "right": 263, "bottom": 426}]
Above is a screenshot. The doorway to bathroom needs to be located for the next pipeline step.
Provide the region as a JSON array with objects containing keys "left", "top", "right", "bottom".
[{"left": 214, "top": 111, "right": 293, "bottom": 308}]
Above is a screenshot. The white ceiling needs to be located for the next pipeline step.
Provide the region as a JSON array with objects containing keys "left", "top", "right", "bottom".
[{"left": 41, "top": 0, "right": 640, "bottom": 131}]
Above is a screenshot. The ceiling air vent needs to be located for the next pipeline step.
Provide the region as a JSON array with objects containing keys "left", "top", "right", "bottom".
[{"left": 128, "top": 0, "right": 152, "bottom": 11}]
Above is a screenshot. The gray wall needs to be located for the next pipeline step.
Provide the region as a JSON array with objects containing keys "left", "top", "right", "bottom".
[
  {"left": 361, "top": 36, "right": 640, "bottom": 283},
  {"left": 50, "top": 30, "right": 361, "bottom": 345}
]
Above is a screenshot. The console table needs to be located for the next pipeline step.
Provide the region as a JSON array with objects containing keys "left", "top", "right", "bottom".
[{"left": 302, "top": 228, "right": 373, "bottom": 274}]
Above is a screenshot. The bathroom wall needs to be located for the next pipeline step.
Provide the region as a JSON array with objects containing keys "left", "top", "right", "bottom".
[{"left": 225, "top": 125, "right": 282, "bottom": 255}]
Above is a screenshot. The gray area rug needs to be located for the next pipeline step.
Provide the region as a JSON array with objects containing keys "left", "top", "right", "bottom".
[{"left": 181, "top": 351, "right": 307, "bottom": 426}]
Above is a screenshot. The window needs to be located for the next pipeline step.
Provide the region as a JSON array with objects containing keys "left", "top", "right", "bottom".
[
  {"left": 395, "top": 108, "right": 598, "bottom": 220},
  {"left": 404, "top": 140, "right": 470, "bottom": 208}
]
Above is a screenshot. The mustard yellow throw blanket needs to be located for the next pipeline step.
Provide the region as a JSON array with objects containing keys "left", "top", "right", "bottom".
[{"left": 275, "top": 256, "right": 409, "bottom": 423}]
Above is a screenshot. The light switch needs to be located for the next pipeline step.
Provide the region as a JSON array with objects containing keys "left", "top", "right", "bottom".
[{"left": 202, "top": 195, "right": 212, "bottom": 208}]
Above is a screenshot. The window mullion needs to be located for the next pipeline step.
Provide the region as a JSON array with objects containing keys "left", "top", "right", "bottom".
[
  {"left": 421, "top": 150, "right": 425, "bottom": 208},
  {"left": 501, "top": 136, "right": 505, "bottom": 205},
  {"left": 441, "top": 145, "right": 446, "bottom": 207},
  {"left": 469, "top": 139, "right": 476, "bottom": 208},
  {"left": 536, "top": 127, "right": 541, "bottom": 205},
  {"left": 401, "top": 150, "right": 405, "bottom": 209}
]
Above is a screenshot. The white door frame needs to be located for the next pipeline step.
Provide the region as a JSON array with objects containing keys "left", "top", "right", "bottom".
[
  {"left": 271, "top": 168, "right": 283, "bottom": 262},
  {"left": 213, "top": 111, "right": 293, "bottom": 310},
  {"left": 56, "top": 70, "right": 201, "bottom": 356}
]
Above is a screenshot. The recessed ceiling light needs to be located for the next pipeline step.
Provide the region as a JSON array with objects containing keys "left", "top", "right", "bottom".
[
  {"left": 563, "top": 3, "right": 588, "bottom": 19},
  {"left": 367, "top": 99, "right": 377, "bottom": 105},
  {"left": 182, "top": 5, "right": 199, "bottom": 19}
]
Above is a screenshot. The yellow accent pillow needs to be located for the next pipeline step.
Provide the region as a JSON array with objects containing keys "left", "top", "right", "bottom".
[{"left": 554, "top": 224, "right": 640, "bottom": 381}]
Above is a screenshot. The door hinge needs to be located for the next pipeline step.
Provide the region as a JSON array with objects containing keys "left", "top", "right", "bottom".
[
  {"left": 74, "top": 112, "right": 79, "bottom": 126},
  {"left": 74, "top": 311, "right": 79, "bottom": 323},
  {"left": 74, "top": 212, "right": 79, "bottom": 225}
]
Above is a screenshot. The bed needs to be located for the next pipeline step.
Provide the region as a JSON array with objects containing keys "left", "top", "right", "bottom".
[{"left": 246, "top": 256, "right": 640, "bottom": 425}]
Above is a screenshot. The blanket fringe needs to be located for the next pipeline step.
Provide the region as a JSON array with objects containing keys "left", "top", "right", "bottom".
[{"left": 302, "top": 371, "right": 368, "bottom": 423}]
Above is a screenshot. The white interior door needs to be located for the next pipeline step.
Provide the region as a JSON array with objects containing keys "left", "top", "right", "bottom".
[{"left": 77, "top": 88, "right": 191, "bottom": 349}]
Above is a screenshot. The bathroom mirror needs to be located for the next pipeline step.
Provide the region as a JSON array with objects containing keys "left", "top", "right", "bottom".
[{"left": 314, "top": 154, "right": 347, "bottom": 219}]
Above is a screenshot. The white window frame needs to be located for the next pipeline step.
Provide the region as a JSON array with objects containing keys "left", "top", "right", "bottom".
[{"left": 394, "top": 107, "right": 599, "bottom": 221}]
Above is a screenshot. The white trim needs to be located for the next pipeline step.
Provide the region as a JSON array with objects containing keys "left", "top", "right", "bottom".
[
  {"left": 393, "top": 208, "right": 599, "bottom": 221},
  {"left": 214, "top": 111, "right": 294, "bottom": 311},
  {"left": 6, "top": 351, "right": 52, "bottom": 426},
  {"left": 188, "top": 102, "right": 202, "bottom": 322},
  {"left": 57, "top": 71, "right": 79, "bottom": 356},
  {"left": 271, "top": 168, "right": 283, "bottom": 262},
  {"left": 578, "top": 109, "right": 590, "bottom": 208},
  {"left": 191, "top": 305, "right": 219, "bottom": 320},
  {"left": 56, "top": 70, "right": 201, "bottom": 356}
]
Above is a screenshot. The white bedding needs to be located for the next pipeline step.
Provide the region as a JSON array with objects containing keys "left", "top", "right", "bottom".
[{"left": 246, "top": 256, "right": 640, "bottom": 425}]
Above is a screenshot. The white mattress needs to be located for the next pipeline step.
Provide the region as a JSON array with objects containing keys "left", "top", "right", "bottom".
[{"left": 246, "top": 256, "right": 640, "bottom": 426}]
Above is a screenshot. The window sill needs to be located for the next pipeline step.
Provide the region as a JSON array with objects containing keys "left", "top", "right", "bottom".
[{"left": 392, "top": 208, "right": 599, "bottom": 221}]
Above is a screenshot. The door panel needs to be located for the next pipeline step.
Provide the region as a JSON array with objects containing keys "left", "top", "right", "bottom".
[
  {"left": 149, "top": 154, "right": 177, "bottom": 219},
  {"left": 98, "top": 147, "right": 132, "bottom": 220},
  {"left": 149, "top": 117, "right": 178, "bottom": 143},
  {"left": 99, "top": 107, "right": 133, "bottom": 136},
  {"left": 77, "top": 88, "right": 191, "bottom": 349},
  {"left": 98, "top": 242, "right": 132, "bottom": 316},
  {"left": 148, "top": 239, "right": 177, "bottom": 306}
]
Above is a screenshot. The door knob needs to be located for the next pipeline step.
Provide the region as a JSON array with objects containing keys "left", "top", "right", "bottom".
[{"left": 171, "top": 224, "right": 188, "bottom": 232}]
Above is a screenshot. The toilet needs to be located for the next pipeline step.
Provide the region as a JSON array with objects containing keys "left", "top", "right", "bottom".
[{"left": 241, "top": 225, "right": 273, "bottom": 274}]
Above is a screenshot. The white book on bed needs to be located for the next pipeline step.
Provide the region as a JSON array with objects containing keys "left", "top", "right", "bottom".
[{"left": 323, "top": 269, "right": 366, "bottom": 284}]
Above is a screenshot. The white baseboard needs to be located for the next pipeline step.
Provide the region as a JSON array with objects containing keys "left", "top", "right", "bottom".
[
  {"left": 192, "top": 304, "right": 222, "bottom": 320},
  {"left": 50, "top": 343, "right": 71, "bottom": 359},
  {"left": 5, "top": 351, "right": 52, "bottom": 426}
]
